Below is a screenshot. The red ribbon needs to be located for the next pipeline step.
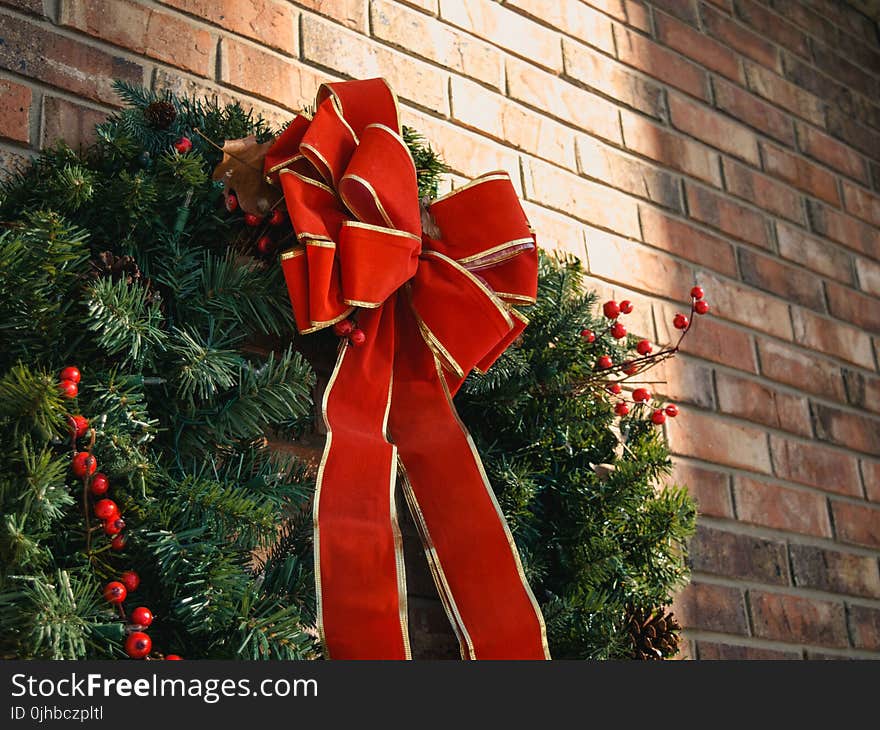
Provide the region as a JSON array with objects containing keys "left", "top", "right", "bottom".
[{"left": 265, "top": 78, "right": 549, "bottom": 659}]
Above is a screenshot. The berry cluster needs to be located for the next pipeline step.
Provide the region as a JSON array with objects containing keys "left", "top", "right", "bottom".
[
  {"left": 60, "top": 366, "right": 180, "bottom": 659},
  {"left": 223, "top": 191, "right": 288, "bottom": 259},
  {"left": 333, "top": 318, "right": 367, "bottom": 347},
  {"left": 582, "top": 287, "right": 711, "bottom": 426}
]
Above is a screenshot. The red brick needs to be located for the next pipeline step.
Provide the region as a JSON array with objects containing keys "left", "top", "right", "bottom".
[
  {"left": 750, "top": 591, "right": 849, "bottom": 647},
  {"left": 639, "top": 206, "right": 738, "bottom": 277},
  {"left": 864, "top": 460, "right": 880, "bottom": 502},
  {"left": 0, "top": 0, "right": 45, "bottom": 14},
  {"left": 450, "top": 77, "right": 575, "bottom": 169},
  {"left": 735, "top": 475, "right": 832, "bottom": 537},
  {"left": 807, "top": 200, "right": 880, "bottom": 261},
  {"left": 713, "top": 77, "right": 795, "bottom": 147},
  {"left": 685, "top": 183, "right": 772, "bottom": 248},
  {"left": 760, "top": 143, "right": 841, "bottom": 207},
  {"left": 701, "top": 3, "right": 780, "bottom": 71},
  {"left": 723, "top": 158, "right": 805, "bottom": 224},
  {"left": 519, "top": 202, "right": 586, "bottom": 257},
  {"left": 506, "top": 57, "right": 623, "bottom": 144},
  {"left": 649, "top": 356, "right": 716, "bottom": 409},
  {"left": 825, "top": 281, "right": 880, "bottom": 336},
  {"left": 300, "top": 15, "right": 448, "bottom": 115},
  {"left": 41, "top": 96, "right": 107, "bottom": 150},
  {"left": 220, "top": 36, "right": 327, "bottom": 112},
  {"left": 0, "top": 14, "right": 144, "bottom": 106},
  {"left": 827, "top": 110, "right": 880, "bottom": 164},
  {"left": 650, "top": 0, "right": 700, "bottom": 24},
  {"left": 0, "top": 147, "right": 29, "bottom": 182},
  {"left": 849, "top": 605, "right": 880, "bottom": 651},
  {"left": 791, "top": 306, "right": 876, "bottom": 370},
  {"left": 614, "top": 25, "right": 710, "bottom": 101},
  {"left": 669, "top": 94, "right": 758, "bottom": 166},
  {"left": 697, "top": 642, "right": 800, "bottom": 659},
  {"left": 672, "top": 582, "right": 748, "bottom": 634},
  {"left": 757, "top": 338, "right": 847, "bottom": 402},
  {"left": 744, "top": 61, "right": 825, "bottom": 127},
  {"left": 695, "top": 270, "right": 792, "bottom": 339},
  {"left": 666, "top": 409, "right": 770, "bottom": 471},
  {"left": 776, "top": 222, "right": 854, "bottom": 284},
  {"left": 439, "top": 0, "right": 563, "bottom": 71},
  {"left": 843, "top": 369, "right": 880, "bottom": 418},
  {"left": 811, "top": 43, "right": 879, "bottom": 102},
  {"left": 716, "top": 371, "right": 811, "bottom": 436},
  {"left": 159, "top": 0, "right": 297, "bottom": 51},
  {"left": 856, "top": 257, "right": 880, "bottom": 297},
  {"left": 732, "top": 0, "right": 810, "bottom": 59},
  {"left": 655, "top": 11, "right": 743, "bottom": 83},
  {"left": 789, "top": 543, "right": 880, "bottom": 599},
  {"left": 0, "top": 79, "right": 30, "bottom": 145},
  {"left": 688, "top": 525, "right": 790, "bottom": 584},
  {"left": 661, "top": 302, "right": 759, "bottom": 372},
  {"left": 372, "top": 0, "right": 503, "bottom": 89},
  {"left": 576, "top": 135, "right": 681, "bottom": 211},
  {"left": 286, "top": 0, "right": 365, "bottom": 30},
  {"left": 769, "top": 0, "right": 838, "bottom": 46},
  {"left": 812, "top": 403, "right": 880, "bottom": 457},
  {"left": 671, "top": 460, "right": 733, "bottom": 517},
  {"left": 583, "top": 0, "right": 651, "bottom": 31},
  {"left": 842, "top": 182, "right": 880, "bottom": 229},
  {"left": 796, "top": 122, "right": 869, "bottom": 184},
  {"left": 586, "top": 228, "right": 694, "bottom": 302},
  {"left": 770, "top": 434, "right": 863, "bottom": 497},
  {"left": 737, "top": 248, "right": 824, "bottom": 312},
  {"left": 622, "top": 113, "right": 721, "bottom": 186},
  {"left": 60, "top": 0, "right": 214, "bottom": 77},
  {"left": 831, "top": 500, "right": 880, "bottom": 549},
  {"left": 505, "top": 0, "right": 615, "bottom": 54},
  {"left": 523, "top": 157, "right": 641, "bottom": 238},
  {"left": 562, "top": 39, "right": 664, "bottom": 119}
]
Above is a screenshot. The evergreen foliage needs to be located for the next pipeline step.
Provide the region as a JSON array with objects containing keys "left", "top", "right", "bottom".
[{"left": 0, "top": 80, "right": 693, "bottom": 660}]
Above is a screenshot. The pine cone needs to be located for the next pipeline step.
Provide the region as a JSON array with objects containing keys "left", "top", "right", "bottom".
[
  {"left": 89, "top": 251, "right": 156, "bottom": 304},
  {"left": 626, "top": 606, "right": 681, "bottom": 660},
  {"left": 144, "top": 100, "right": 177, "bottom": 130}
]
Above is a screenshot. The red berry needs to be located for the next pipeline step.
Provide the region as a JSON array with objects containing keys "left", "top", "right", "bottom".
[
  {"left": 350, "top": 328, "right": 366, "bottom": 347},
  {"left": 636, "top": 339, "right": 653, "bottom": 356},
  {"left": 104, "top": 517, "right": 125, "bottom": 536},
  {"left": 130, "top": 606, "right": 153, "bottom": 627},
  {"left": 243, "top": 212, "right": 262, "bottom": 227},
  {"left": 225, "top": 193, "right": 239, "bottom": 213},
  {"left": 580, "top": 328, "right": 595, "bottom": 343},
  {"left": 665, "top": 404, "right": 679, "bottom": 417},
  {"left": 597, "top": 355, "right": 613, "bottom": 370},
  {"left": 69, "top": 414, "right": 89, "bottom": 439},
  {"left": 602, "top": 300, "right": 620, "bottom": 319},
  {"left": 71, "top": 452, "right": 97, "bottom": 478},
  {"left": 632, "top": 388, "right": 652, "bottom": 403},
  {"left": 173, "top": 137, "right": 192, "bottom": 154},
  {"left": 165, "top": 654, "right": 183, "bottom": 661},
  {"left": 614, "top": 402, "right": 630, "bottom": 417},
  {"left": 103, "top": 581, "right": 127, "bottom": 604},
  {"left": 58, "top": 379, "right": 78, "bottom": 398},
  {"left": 334, "top": 319, "right": 354, "bottom": 337},
  {"left": 60, "top": 366, "right": 81, "bottom": 383},
  {"left": 673, "top": 313, "right": 689, "bottom": 330},
  {"left": 89, "top": 473, "right": 109, "bottom": 496},
  {"left": 94, "top": 499, "right": 119, "bottom": 521},
  {"left": 111, "top": 534, "right": 127, "bottom": 551},
  {"left": 125, "top": 631, "right": 152, "bottom": 659},
  {"left": 256, "top": 235, "right": 274, "bottom": 255},
  {"left": 695, "top": 300, "right": 710, "bottom": 315},
  {"left": 619, "top": 300, "right": 633, "bottom": 314},
  {"left": 610, "top": 322, "right": 627, "bottom": 339},
  {"left": 690, "top": 286, "right": 705, "bottom": 300},
  {"left": 623, "top": 362, "right": 639, "bottom": 376},
  {"left": 607, "top": 383, "right": 622, "bottom": 395},
  {"left": 651, "top": 409, "right": 667, "bottom": 425},
  {"left": 268, "top": 209, "right": 286, "bottom": 226},
  {"left": 120, "top": 570, "right": 140, "bottom": 593}
]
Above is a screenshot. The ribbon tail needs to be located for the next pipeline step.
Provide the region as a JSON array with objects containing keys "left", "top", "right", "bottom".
[
  {"left": 389, "top": 298, "right": 550, "bottom": 660},
  {"left": 315, "top": 298, "right": 410, "bottom": 659}
]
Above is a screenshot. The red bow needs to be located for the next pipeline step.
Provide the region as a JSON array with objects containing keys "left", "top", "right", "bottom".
[{"left": 265, "top": 78, "right": 549, "bottom": 659}]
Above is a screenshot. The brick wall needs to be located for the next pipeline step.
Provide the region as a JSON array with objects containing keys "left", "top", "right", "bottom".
[{"left": 2, "top": 0, "right": 879, "bottom": 659}]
